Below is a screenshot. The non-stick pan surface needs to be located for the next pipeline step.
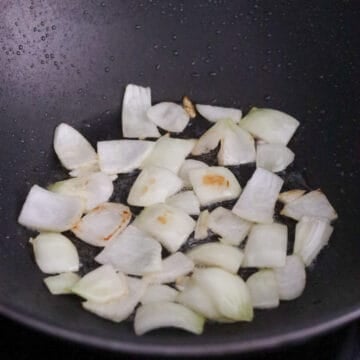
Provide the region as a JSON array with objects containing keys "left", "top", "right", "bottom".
[{"left": 0, "top": 0, "right": 359, "bottom": 356}]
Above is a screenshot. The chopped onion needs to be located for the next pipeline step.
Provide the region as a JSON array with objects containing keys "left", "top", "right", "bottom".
[
  {"left": 166, "top": 191, "right": 200, "bottom": 215},
  {"left": 243, "top": 223, "right": 287, "bottom": 267},
  {"left": 95, "top": 225, "right": 162, "bottom": 276},
  {"left": 147, "top": 102, "right": 190, "bottom": 132},
  {"left": 191, "top": 121, "right": 223, "bottom": 156},
  {"left": 256, "top": 143, "right": 295, "bottom": 172},
  {"left": 30, "top": 233, "right": 79, "bottom": 274},
  {"left": 83, "top": 277, "right": 148, "bottom": 322},
  {"left": 134, "top": 301, "right": 205, "bottom": 335},
  {"left": 140, "top": 284, "right": 178, "bottom": 305},
  {"left": 278, "top": 189, "right": 306, "bottom": 204},
  {"left": 238, "top": 108, "right": 299, "bottom": 145},
  {"left": 208, "top": 207, "right": 252, "bottom": 246},
  {"left": 69, "top": 162, "right": 101, "bottom": 178},
  {"left": 178, "top": 159, "right": 209, "bottom": 188},
  {"left": 72, "top": 203, "right": 131, "bottom": 247},
  {"left": 281, "top": 189, "right": 338, "bottom": 221},
  {"left": 196, "top": 104, "right": 242, "bottom": 123},
  {"left": 187, "top": 243, "right": 244, "bottom": 274},
  {"left": 232, "top": 168, "right": 283, "bottom": 223},
  {"left": 48, "top": 172, "right": 114, "bottom": 212},
  {"left": 127, "top": 166, "right": 183, "bottom": 207},
  {"left": 97, "top": 140, "right": 155, "bottom": 174},
  {"left": 142, "top": 135, "right": 196, "bottom": 174},
  {"left": 72, "top": 264, "right": 127, "bottom": 303},
  {"left": 18, "top": 185, "right": 84, "bottom": 232},
  {"left": 134, "top": 204, "right": 195, "bottom": 253},
  {"left": 194, "top": 210, "right": 209, "bottom": 240},
  {"left": 121, "top": 84, "right": 160, "bottom": 138},
  {"left": 274, "top": 255, "right": 306, "bottom": 300},
  {"left": 294, "top": 216, "right": 334, "bottom": 266},
  {"left": 174, "top": 275, "right": 191, "bottom": 291},
  {"left": 189, "top": 166, "right": 241, "bottom": 206},
  {"left": 192, "top": 267, "right": 253, "bottom": 321},
  {"left": 53, "top": 123, "right": 97, "bottom": 170},
  {"left": 44, "top": 272, "right": 80, "bottom": 295},
  {"left": 246, "top": 270, "right": 279, "bottom": 309}
]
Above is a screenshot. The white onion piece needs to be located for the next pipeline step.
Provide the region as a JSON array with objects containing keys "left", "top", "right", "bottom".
[
  {"left": 208, "top": 207, "right": 252, "bottom": 246},
  {"left": 83, "top": 277, "right": 148, "bottom": 322},
  {"left": 190, "top": 166, "right": 241, "bottom": 206},
  {"left": 134, "top": 301, "right": 205, "bottom": 335},
  {"left": 127, "top": 166, "right": 183, "bottom": 207},
  {"left": 30, "top": 233, "right": 79, "bottom": 274},
  {"left": 97, "top": 140, "right": 155, "bottom": 174},
  {"left": 178, "top": 159, "right": 208, "bottom": 188},
  {"left": 18, "top": 185, "right": 84, "bottom": 232},
  {"left": 44, "top": 272, "right": 80, "bottom": 295},
  {"left": 191, "top": 121, "right": 223, "bottom": 155},
  {"left": 244, "top": 223, "right": 287, "bottom": 267},
  {"left": 239, "top": 108, "right": 299, "bottom": 145},
  {"left": 193, "top": 268, "right": 253, "bottom": 321},
  {"left": 145, "top": 252, "right": 194, "bottom": 284},
  {"left": 95, "top": 225, "right": 162, "bottom": 276},
  {"left": 187, "top": 243, "right": 244, "bottom": 274},
  {"left": 174, "top": 275, "right": 191, "bottom": 291},
  {"left": 140, "top": 284, "right": 178, "bottom": 305},
  {"left": 72, "top": 265, "right": 127, "bottom": 303},
  {"left": 294, "top": 216, "right": 334, "bottom": 266},
  {"left": 278, "top": 189, "right": 306, "bottom": 204},
  {"left": 53, "top": 123, "right": 97, "bottom": 170},
  {"left": 142, "top": 136, "right": 196, "bottom": 174},
  {"left": 194, "top": 210, "right": 209, "bottom": 240},
  {"left": 274, "top": 255, "right": 306, "bottom": 300},
  {"left": 232, "top": 168, "right": 283, "bottom": 223},
  {"left": 69, "top": 162, "right": 101, "bottom": 178},
  {"left": 166, "top": 191, "right": 200, "bottom": 215},
  {"left": 246, "top": 270, "right": 279, "bottom": 309},
  {"left": 196, "top": 104, "right": 242, "bottom": 123},
  {"left": 49, "top": 172, "right": 113, "bottom": 212},
  {"left": 281, "top": 190, "right": 338, "bottom": 221},
  {"left": 72, "top": 203, "right": 131, "bottom": 247},
  {"left": 256, "top": 144, "right": 295, "bottom": 172},
  {"left": 122, "top": 84, "right": 160, "bottom": 138},
  {"left": 147, "top": 102, "right": 190, "bottom": 132},
  {"left": 135, "top": 204, "right": 195, "bottom": 253}
]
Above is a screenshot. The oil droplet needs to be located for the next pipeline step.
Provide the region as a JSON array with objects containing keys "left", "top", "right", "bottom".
[
  {"left": 40, "top": 60, "right": 45, "bottom": 64},
  {"left": 51, "top": 25, "right": 56, "bottom": 30},
  {"left": 264, "top": 94, "right": 271, "bottom": 101},
  {"left": 40, "top": 21, "right": 45, "bottom": 26},
  {"left": 172, "top": 34, "right": 177, "bottom": 40},
  {"left": 41, "top": 36, "right": 45, "bottom": 41},
  {"left": 50, "top": 53, "right": 54, "bottom": 59},
  {"left": 18, "top": 45, "right": 23, "bottom": 50},
  {"left": 191, "top": 72, "right": 200, "bottom": 78},
  {"left": 155, "top": 64, "right": 160, "bottom": 70},
  {"left": 16, "top": 51, "right": 21, "bottom": 55},
  {"left": 109, "top": 55, "right": 115, "bottom": 61},
  {"left": 33, "top": 27, "right": 37, "bottom": 32},
  {"left": 101, "top": 2, "right": 106, "bottom": 7},
  {"left": 135, "top": 24, "right": 141, "bottom": 30},
  {"left": 104, "top": 66, "right": 110, "bottom": 72},
  {"left": 172, "top": 49, "right": 179, "bottom": 56},
  {"left": 208, "top": 71, "right": 217, "bottom": 77}
]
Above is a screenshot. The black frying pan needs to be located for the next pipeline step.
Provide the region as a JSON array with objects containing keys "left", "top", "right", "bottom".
[{"left": 1, "top": 0, "right": 360, "bottom": 356}]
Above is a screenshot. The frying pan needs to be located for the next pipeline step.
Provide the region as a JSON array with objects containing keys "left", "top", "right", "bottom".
[{"left": 0, "top": 0, "right": 359, "bottom": 356}]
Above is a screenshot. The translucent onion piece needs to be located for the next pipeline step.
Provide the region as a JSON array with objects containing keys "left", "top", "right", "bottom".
[
  {"left": 232, "top": 168, "right": 283, "bottom": 223},
  {"left": 69, "top": 162, "right": 101, "bottom": 178},
  {"left": 274, "top": 255, "right": 306, "bottom": 300},
  {"left": 134, "top": 301, "right": 205, "bottom": 335},
  {"left": 196, "top": 104, "right": 242, "bottom": 123},
  {"left": 178, "top": 159, "right": 208, "bottom": 188},
  {"left": 194, "top": 210, "right": 209, "bottom": 240},
  {"left": 145, "top": 252, "right": 194, "bottom": 284},
  {"left": 208, "top": 207, "right": 252, "bottom": 246},
  {"left": 190, "top": 166, "right": 241, "bottom": 206},
  {"left": 166, "top": 191, "right": 200, "bottom": 215},
  {"left": 95, "top": 225, "right": 162, "bottom": 276},
  {"left": 18, "top": 185, "right": 84, "bottom": 232},
  {"left": 72, "top": 203, "right": 131, "bottom": 247},
  {"left": 121, "top": 84, "right": 160, "bottom": 138},
  {"left": 140, "top": 284, "right": 179, "bottom": 305},
  {"left": 30, "top": 233, "right": 80, "bottom": 274},
  {"left": 147, "top": 102, "right": 190, "bottom": 132},
  {"left": 53, "top": 123, "right": 97, "bottom": 170},
  {"left": 246, "top": 270, "right": 279, "bottom": 309},
  {"left": 239, "top": 108, "right": 300, "bottom": 145},
  {"left": 135, "top": 204, "right": 196, "bottom": 253},
  {"left": 49, "top": 172, "right": 114, "bottom": 212},
  {"left": 83, "top": 277, "right": 147, "bottom": 322},
  {"left": 44, "top": 272, "right": 80, "bottom": 295},
  {"left": 193, "top": 267, "right": 253, "bottom": 321},
  {"left": 97, "top": 140, "right": 155, "bottom": 174},
  {"left": 244, "top": 223, "right": 288, "bottom": 267},
  {"left": 127, "top": 166, "right": 183, "bottom": 207},
  {"left": 72, "top": 265, "right": 127, "bottom": 303},
  {"left": 187, "top": 243, "right": 244, "bottom": 274},
  {"left": 191, "top": 121, "right": 223, "bottom": 156},
  {"left": 142, "top": 135, "right": 196, "bottom": 174},
  {"left": 278, "top": 189, "right": 306, "bottom": 204},
  {"left": 294, "top": 216, "right": 334, "bottom": 266},
  {"left": 281, "top": 190, "right": 338, "bottom": 221},
  {"left": 256, "top": 143, "right": 295, "bottom": 172}
]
